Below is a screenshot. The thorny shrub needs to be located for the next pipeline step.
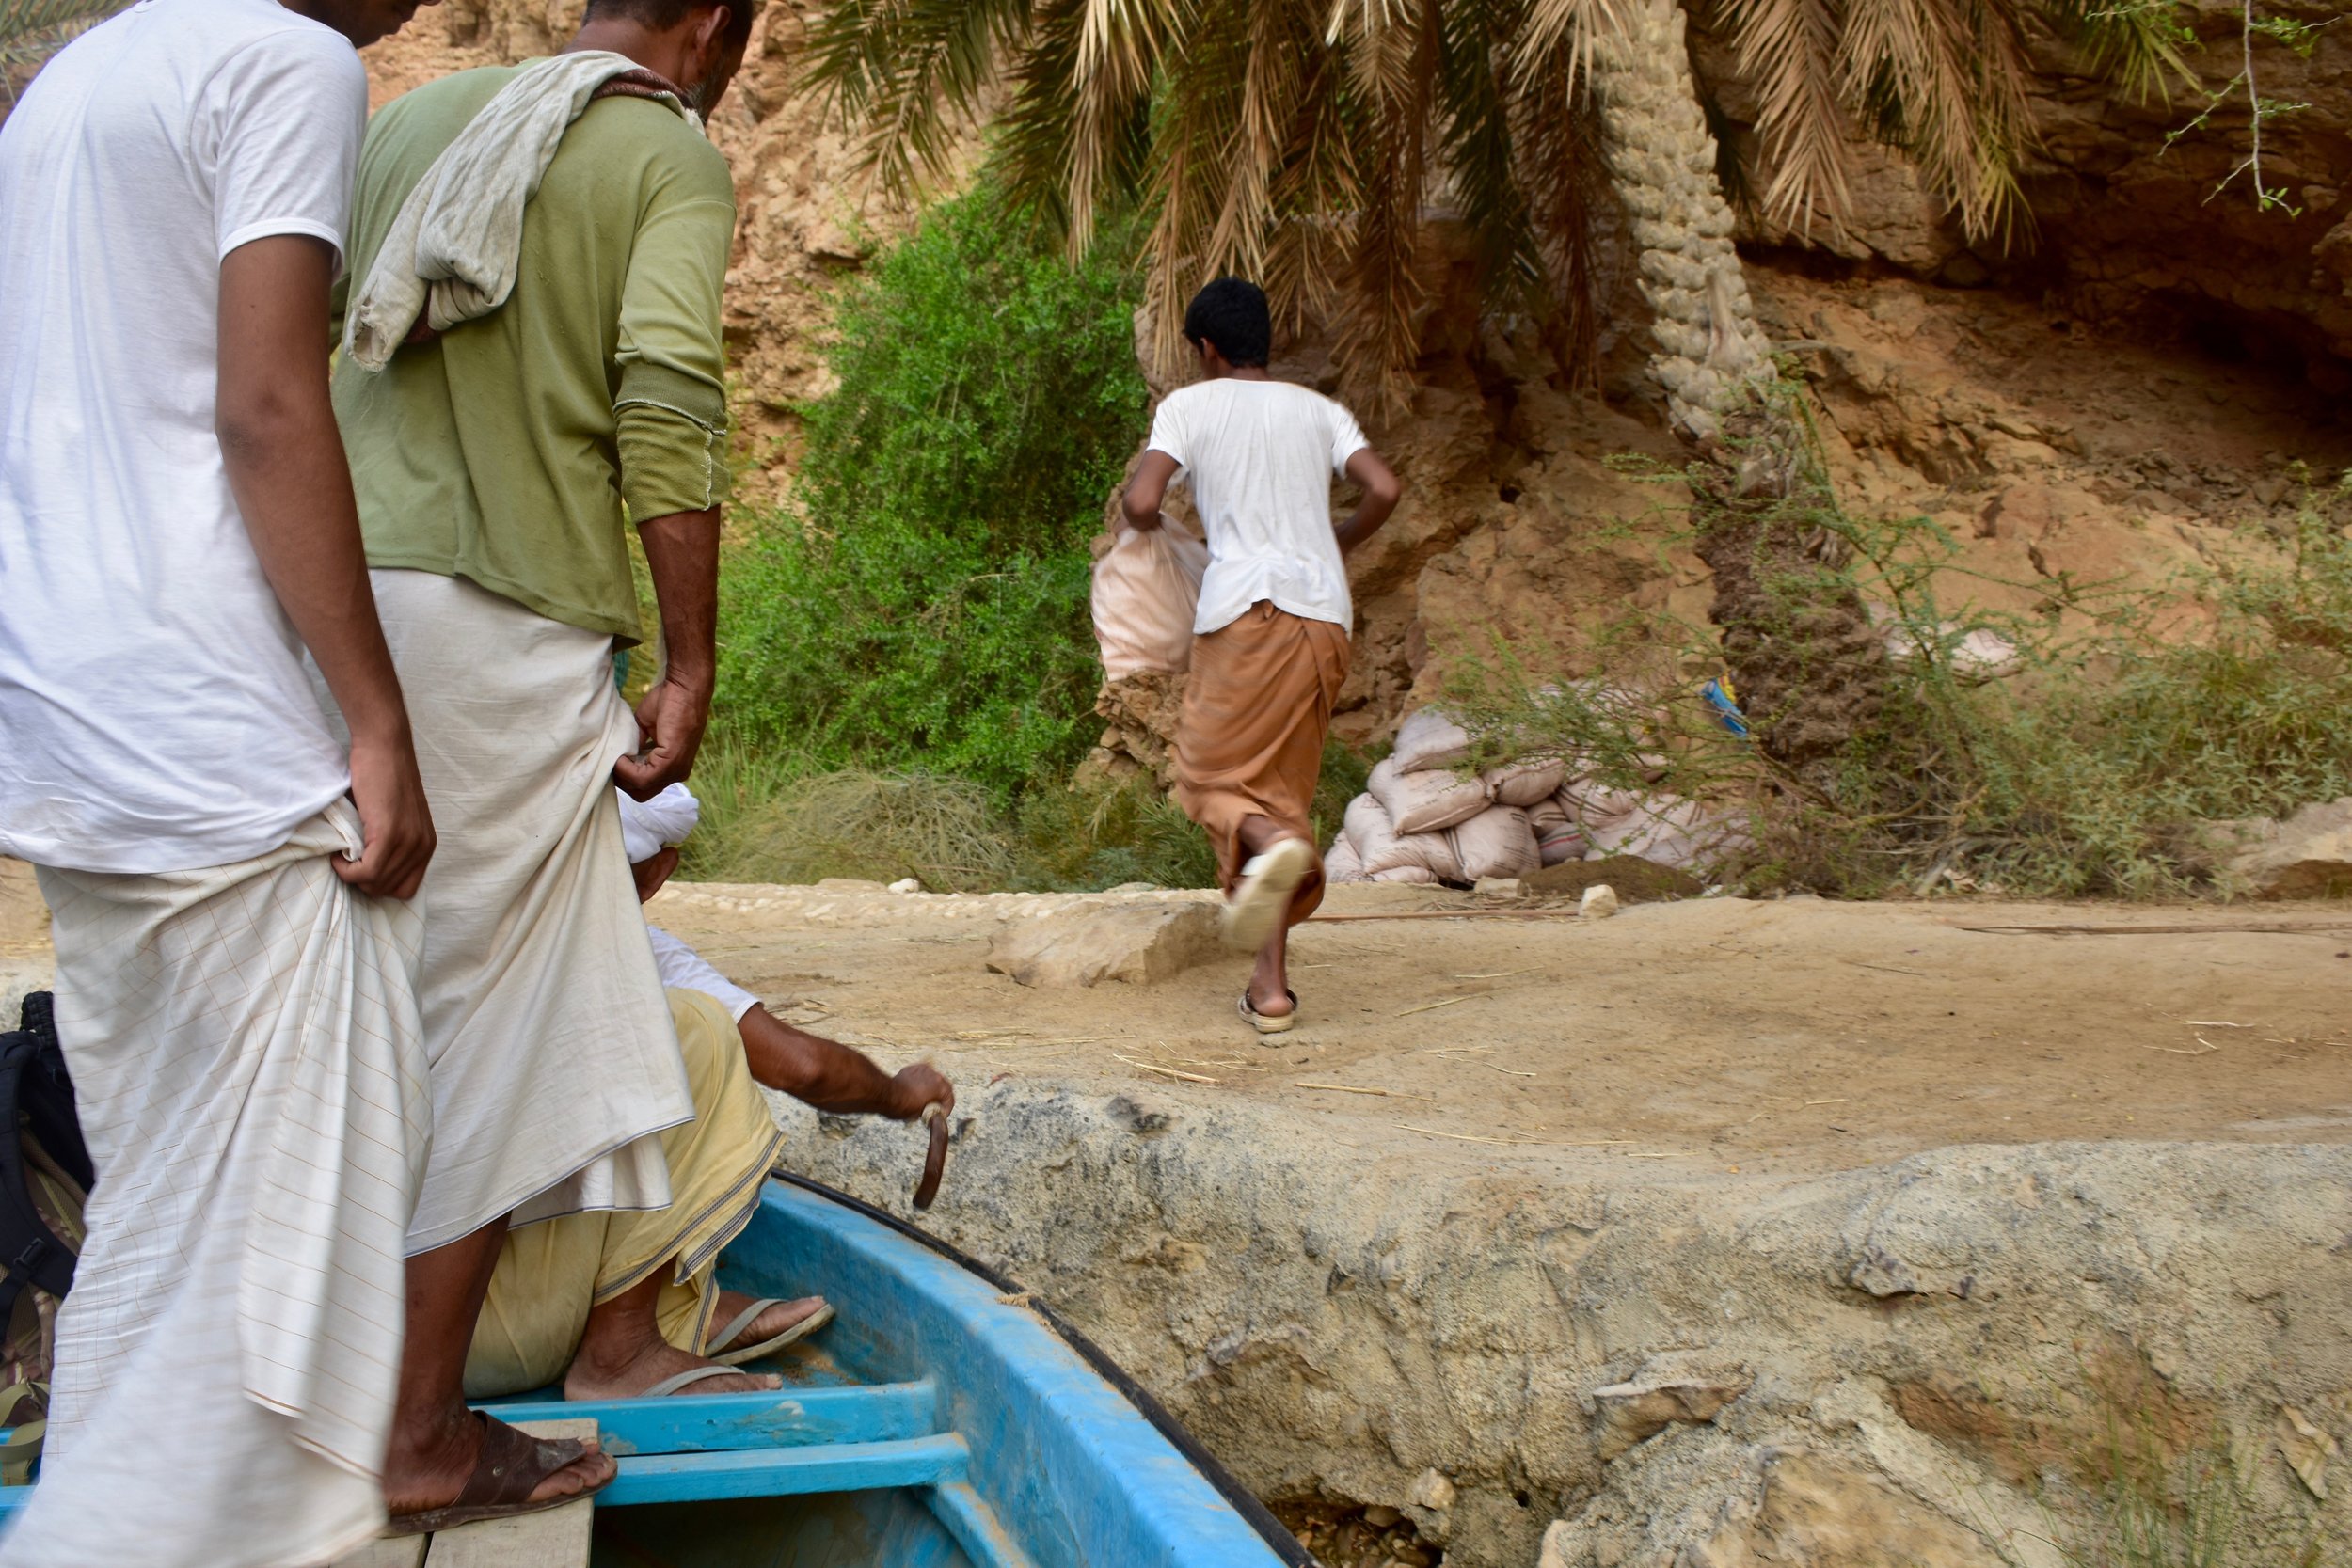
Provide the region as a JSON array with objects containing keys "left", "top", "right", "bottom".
[{"left": 1448, "top": 463, "right": 2352, "bottom": 900}]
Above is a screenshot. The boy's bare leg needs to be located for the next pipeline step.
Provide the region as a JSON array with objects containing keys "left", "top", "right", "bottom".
[
  {"left": 1235, "top": 813, "right": 1301, "bottom": 1017},
  {"left": 384, "top": 1220, "right": 615, "bottom": 1512},
  {"left": 563, "top": 1273, "right": 803, "bottom": 1401}
]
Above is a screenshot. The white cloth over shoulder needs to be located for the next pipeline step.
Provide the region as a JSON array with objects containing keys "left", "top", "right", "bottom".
[
  {"left": 0, "top": 0, "right": 365, "bottom": 875},
  {"left": 619, "top": 782, "right": 701, "bottom": 864},
  {"left": 8, "top": 806, "right": 431, "bottom": 1568},
  {"left": 1144, "top": 379, "right": 1367, "bottom": 636},
  {"left": 645, "top": 927, "right": 760, "bottom": 1022},
  {"left": 342, "top": 51, "right": 693, "bottom": 371}
]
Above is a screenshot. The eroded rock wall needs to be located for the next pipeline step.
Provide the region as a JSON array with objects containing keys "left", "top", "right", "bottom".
[
  {"left": 1697, "top": 0, "right": 2352, "bottom": 387},
  {"left": 780, "top": 1085, "right": 2352, "bottom": 1567}
]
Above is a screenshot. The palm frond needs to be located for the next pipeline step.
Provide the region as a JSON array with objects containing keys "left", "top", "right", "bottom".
[
  {"left": 2042, "top": 0, "right": 2196, "bottom": 103},
  {"left": 1, "top": 0, "right": 129, "bottom": 104},
  {"left": 1721, "top": 0, "right": 1852, "bottom": 235},
  {"left": 803, "top": 0, "right": 1034, "bottom": 201}
]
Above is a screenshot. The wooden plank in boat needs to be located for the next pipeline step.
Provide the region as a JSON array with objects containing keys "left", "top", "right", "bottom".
[{"left": 421, "top": 1497, "right": 593, "bottom": 1568}]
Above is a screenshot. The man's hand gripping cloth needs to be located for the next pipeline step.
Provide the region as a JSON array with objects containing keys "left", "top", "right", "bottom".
[
  {"left": 7, "top": 806, "right": 431, "bottom": 1568},
  {"left": 342, "top": 53, "right": 695, "bottom": 371}
]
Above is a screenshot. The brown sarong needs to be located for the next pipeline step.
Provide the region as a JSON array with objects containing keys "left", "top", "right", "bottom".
[{"left": 1173, "top": 601, "right": 1352, "bottom": 926}]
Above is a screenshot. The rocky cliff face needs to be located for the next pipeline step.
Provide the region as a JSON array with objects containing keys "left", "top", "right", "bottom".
[
  {"left": 360, "top": 0, "right": 2352, "bottom": 759},
  {"left": 1702, "top": 0, "right": 2352, "bottom": 388}
]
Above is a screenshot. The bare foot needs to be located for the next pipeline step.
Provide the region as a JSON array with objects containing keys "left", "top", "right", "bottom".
[
  {"left": 563, "top": 1335, "right": 783, "bottom": 1402},
  {"left": 707, "top": 1291, "right": 830, "bottom": 1356},
  {"left": 384, "top": 1408, "right": 614, "bottom": 1516}
]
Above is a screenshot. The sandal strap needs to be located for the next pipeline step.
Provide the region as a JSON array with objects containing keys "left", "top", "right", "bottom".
[
  {"left": 453, "top": 1413, "right": 592, "bottom": 1509},
  {"left": 707, "top": 1297, "right": 785, "bottom": 1356},
  {"left": 641, "top": 1363, "right": 745, "bottom": 1400}
]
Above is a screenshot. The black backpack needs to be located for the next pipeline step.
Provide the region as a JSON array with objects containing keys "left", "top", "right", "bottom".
[
  {"left": 0, "top": 992, "right": 89, "bottom": 1323},
  {"left": 0, "top": 991, "right": 91, "bottom": 1479}
]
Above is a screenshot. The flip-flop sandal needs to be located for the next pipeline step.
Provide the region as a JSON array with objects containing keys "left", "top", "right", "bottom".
[
  {"left": 637, "top": 1363, "right": 780, "bottom": 1399},
  {"left": 1222, "top": 837, "right": 1314, "bottom": 952},
  {"left": 706, "top": 1297, "right": 836, "bottom": 1367},
  {"left": 383, "top": 1411, "right": 612, "bottom": 1536},
  {"left": 1238, "top": 989, "right": 1300, "bottom": 1035}
]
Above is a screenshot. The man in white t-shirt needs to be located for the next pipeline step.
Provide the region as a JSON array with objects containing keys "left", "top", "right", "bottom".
[
  {"left": 0, "top": 0, "right": 611, "bottom": 1560},
  {"left": 1120, "top": 278, "right": 1401, "bottom": 1037}
]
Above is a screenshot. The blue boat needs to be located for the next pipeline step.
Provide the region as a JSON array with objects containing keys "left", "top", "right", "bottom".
[{"left": 0, "top": 1176, "right": 1310, "bottom": 1568}]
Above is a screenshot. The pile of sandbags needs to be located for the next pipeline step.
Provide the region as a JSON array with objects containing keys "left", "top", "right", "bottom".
[
  {"left": 1325, "top": 709, "right": 1568, "bottom": 886},
  {"left": 1324, "top": 705, "right": 1748, "bottom": 886}
]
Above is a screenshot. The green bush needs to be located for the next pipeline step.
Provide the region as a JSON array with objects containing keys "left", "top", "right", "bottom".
[{"left": 711, "top": 188, "right": 1145, "bottom": 796}]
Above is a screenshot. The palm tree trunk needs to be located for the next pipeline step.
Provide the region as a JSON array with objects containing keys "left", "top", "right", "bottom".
[{"left": 1588, "top": 0, "right": 1887, "bottom": 774}]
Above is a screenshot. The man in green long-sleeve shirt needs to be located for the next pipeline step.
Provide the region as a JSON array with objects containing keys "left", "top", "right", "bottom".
[{"left": 326, "top": 0, "right": 803, "bottom": 1524}]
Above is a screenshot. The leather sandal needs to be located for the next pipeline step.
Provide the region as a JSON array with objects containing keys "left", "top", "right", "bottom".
[{"left": 383, "top": 1411, "right": 612, "bottom": 1536}]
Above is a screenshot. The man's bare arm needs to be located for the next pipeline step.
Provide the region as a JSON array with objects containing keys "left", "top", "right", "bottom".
[
  {"left": 216, "top": 235, "right": 434, "bottom": 899},
  {"left": 739, "top": 1006, "right": 953, "bottom": 1122},
  {"left": 1333, "top": 448, "right": 1401, "bottom": 556},
  {"left": 614, "top": 506, "right": 720, "bottom": 800},
  {"left": 1120, "top": 450, "right": 1180, "bottom": 531}
]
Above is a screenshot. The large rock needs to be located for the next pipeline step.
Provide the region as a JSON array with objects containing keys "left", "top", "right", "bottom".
[
  {"left": 985, "top": 900, "right": 1224, "bottom": 988},
  {"left": 2216, "top": 798, "right": 2352, "bottom": 897},
  {"left": 774, "top": 1076, "right": 2352, "bottom": 1568}
]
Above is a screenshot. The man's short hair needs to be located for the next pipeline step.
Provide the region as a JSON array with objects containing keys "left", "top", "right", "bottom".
[
  {"left": 1183, "top": 277, "right": 1272, "bottom": 368},
  {"left": 582, "top": 0, "right": 757, "bottom": 51}
]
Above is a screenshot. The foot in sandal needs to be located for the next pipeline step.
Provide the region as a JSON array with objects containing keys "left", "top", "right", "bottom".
[
  {"left": 1238, "top": 986, "right": 1299, "bottom": 1035},
  {"left": 384, "top": 1409, "right": 615, "bottom": 1534},
  {"left": 705, "top": 1291, "right": 834, "bottom": 1366},
  {"left": 561, "top": 1327, "right": 788, "bottom": 1402},
  {"left": 1221, "top": 836, "right": 1314, "bottom": 952}
]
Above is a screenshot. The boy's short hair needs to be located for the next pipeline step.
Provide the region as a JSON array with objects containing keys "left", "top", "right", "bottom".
[{"left": 1183, "top": 277, "right": 1272, "bottom": 368}]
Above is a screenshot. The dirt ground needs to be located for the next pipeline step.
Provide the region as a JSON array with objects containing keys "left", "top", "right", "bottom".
[{"left": 647, "top": 880, "right": 2352, "bottom": 1179}]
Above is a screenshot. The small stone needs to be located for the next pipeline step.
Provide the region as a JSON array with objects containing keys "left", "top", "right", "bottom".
[
  {"left": 2214, "top": 799, "right": 2352, "bottom": 896},
  {"left": 1408, "top": 1468, "right": 1458, "bottom": 1512},
  {"left": 1473, "top": 877, "right": 1527, "bottom": 900},
  {"left": 1580, "top": 885, "right": 1620, "bottom": 919},
  {"left": 984, "top": 901, "right": 1223, "bottom": 988},
  {"left": 886, "top": 877, "right": 921, "bottom": 895},
  {"left": 1849, "top": 1243, "right": 1922, "bottom": 1297},
  {"left": 2279, "top": 1405, "right": 2341, "bottom": 1498},
  {"left": 1589, "top": 1374, "right": 1750, "bottom": 1460},
  {"left": 1362, "top": 1503, "right": 1403, "bottom": 1528}
]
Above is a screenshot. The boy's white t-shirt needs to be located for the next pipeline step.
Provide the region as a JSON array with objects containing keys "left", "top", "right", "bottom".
[
  {"left": 0, "top": 0, "right": 367, "bottom": 874},
  {"left": 1144, "top": 378, "right": 1369, "bottom": 636}
]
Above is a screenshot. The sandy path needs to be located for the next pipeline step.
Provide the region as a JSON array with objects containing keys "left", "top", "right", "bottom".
[{"left": 645, "top": 881, "right": 2352, "bottom": 1177}]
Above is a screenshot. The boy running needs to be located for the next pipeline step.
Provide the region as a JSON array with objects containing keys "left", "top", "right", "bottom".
[{"left": 1120, "top": 278, "right": 1401, "bottom": 1035}]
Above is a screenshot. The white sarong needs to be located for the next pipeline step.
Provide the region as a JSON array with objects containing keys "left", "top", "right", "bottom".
[
  {"left": 2, "top": 806, "right": 430, "bottom": 1568},
  {"left": 370, "top": 569, "right": 691, "bottom": 1253}
]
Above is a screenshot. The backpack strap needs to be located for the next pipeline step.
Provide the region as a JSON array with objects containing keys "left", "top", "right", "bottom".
[
  {"left": 14, "top": 994, "right": 90, "bottom": 1194},
  {"left": 0, "top": 995, "right": 80, "bottom": 1321}
]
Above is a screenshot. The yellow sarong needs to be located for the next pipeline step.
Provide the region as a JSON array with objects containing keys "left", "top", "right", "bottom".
[{"left": 463, "top": 988, "right": 784, "bottom": 1398}]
